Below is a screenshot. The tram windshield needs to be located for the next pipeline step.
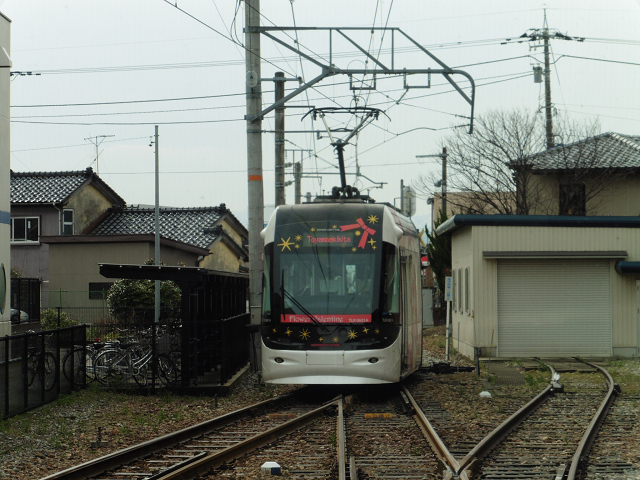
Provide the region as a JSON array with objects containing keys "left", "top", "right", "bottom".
[{"left": 263, "top": 241, "right": 398, "bottom": 325}]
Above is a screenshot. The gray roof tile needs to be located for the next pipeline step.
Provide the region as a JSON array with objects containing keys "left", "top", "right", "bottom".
[
  {"left": 11, "top": 167, "right": 124, "bottom": 205},
  {"left": 530, "top": 132, "right": 640, "bottom": 170},
  {"left": 90, "top": 205, "right": 237, "bottom": 250}
]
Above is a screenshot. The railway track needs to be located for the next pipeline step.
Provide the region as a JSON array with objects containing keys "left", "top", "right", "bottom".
[
  {"left": 40, "top": 387, "right": 338, "bottom": 480},
  {"left": 41, "top": 359, "right": 625, "bottom": 480}
]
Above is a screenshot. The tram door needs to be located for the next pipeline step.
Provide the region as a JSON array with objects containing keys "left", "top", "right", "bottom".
[{"left": 399, "top": 248, "right": 410, "bottom": 375}]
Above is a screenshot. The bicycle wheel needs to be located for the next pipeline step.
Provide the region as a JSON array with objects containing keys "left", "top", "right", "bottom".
[
  {"left": 43, "top": 352, "right": 58, "bottom": 392},
  {"left": 26, "top": 354, "right": 38, "bottom": 387},
  {"left": 63, "top": 347, "right": 93, "bottom": 385},
  {"left": 157, "top": 354, "right": 177, "bottom": 387},
  {"left": 94, "top": 350, "right": 131, "bottom": 386}
]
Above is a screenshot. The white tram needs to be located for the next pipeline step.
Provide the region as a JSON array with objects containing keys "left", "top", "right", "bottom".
[{"left": 260, "top": 198, "right": 423, "bottom": 384}]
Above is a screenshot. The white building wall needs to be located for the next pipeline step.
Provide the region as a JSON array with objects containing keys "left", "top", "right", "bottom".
[{"left": 0, "top": 13, "right": 10, "bottom": 336}]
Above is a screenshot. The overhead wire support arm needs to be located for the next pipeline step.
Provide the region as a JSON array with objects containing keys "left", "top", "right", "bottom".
[{"left": 252, "top": 26, "right": 476, "bottom": 132}]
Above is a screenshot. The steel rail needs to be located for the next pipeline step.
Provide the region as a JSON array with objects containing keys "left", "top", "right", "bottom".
[
  {"left": 457, "top": 366, "right": 558, "bottom": 478},
  {"left": 401, "top": 385, "right": 467, "bottom": 480},
  {"left": 150, "top": 400, "right": 338, "bottom": 480},
  {"left": 566, "top": 360, "right": 620, "bottom": 480},
  {"left": 40, "top": 390, "right": 303, "bottom": 480},
  {"left": 336, "top": 397, "right": 346, "bottom": 480}
]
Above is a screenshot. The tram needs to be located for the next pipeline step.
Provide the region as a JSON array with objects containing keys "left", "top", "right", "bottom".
[{"left": 260, "top": 196, "right": 423, "bottom": 384}]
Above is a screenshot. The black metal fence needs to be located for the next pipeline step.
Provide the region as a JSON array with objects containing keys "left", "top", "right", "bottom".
[
  {"left": 1, "top": 310, "right": 251, "bottom": 419},
  {"left": 1, "top": 326, "right": 86, "bottom": 420},
  {"left": 10, "top": 278, "right": 41, "bottom": 324}
]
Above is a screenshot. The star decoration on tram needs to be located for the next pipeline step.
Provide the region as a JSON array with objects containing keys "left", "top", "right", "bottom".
[
  {"left": 375, "top": 329, "right": 380, "bottom": 334},
  {"left": 285, "top": 328, "right": 293, "bottom": 336},
  {"left": 295, "top": 234, "right": 302, "bottom": 241},
  {"left": 333, "top": 337, "right": 339, "bottom": 343},
  {"left": 347, "top": 330, "right": 357, "bottom": 340},
  {"left": 367, "top": 215, "right": 379, "bottom": 224},
  {"left": 368, "top": 238, "right": 376, "bottom": 248},
  {"left": 300, "top": 329, "right": 310, "bottom": 340},
  {"left": 363, "top": 327, "right": 369, "bottom": 334},
  {"left": 278, "top": 237, "right": 294, "bottom": 251}
]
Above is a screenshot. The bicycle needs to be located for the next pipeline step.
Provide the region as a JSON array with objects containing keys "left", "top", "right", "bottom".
[
  {"left": 62, "top": 340, "right": 112, "bottom": 386},
  {"left": 93, "top": 337, "right": 178, "bottom": 387},
  {"left": 26, "top": 347, "right": 58, "bottom": 392}
]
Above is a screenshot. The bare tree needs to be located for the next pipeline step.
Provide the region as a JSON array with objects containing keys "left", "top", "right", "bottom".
[{"left": 415, "top": 109, "right": 614, "bottom": 217}]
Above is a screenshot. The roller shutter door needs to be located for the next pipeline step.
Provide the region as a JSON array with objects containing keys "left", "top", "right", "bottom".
[{"left": 497, "top": 259, "right": 611, "bottom": 357}]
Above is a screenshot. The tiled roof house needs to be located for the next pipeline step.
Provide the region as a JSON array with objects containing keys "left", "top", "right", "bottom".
[
  {"left": 519, "top": 132, "right": 640, "bottom": 216},
  {"left": 10, "top": 168, "right": 125, "bottom": 309},
  {"left": 11, "top": 168, "right": 248, "bottom": 312}
]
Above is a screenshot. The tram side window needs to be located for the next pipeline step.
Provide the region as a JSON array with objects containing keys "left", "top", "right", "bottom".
[
  {"left": 383, "top": 245, "right": 399, "bottom": 313},
  {"left": 262, "top": 251, "right": 272, "bottom": 317}
]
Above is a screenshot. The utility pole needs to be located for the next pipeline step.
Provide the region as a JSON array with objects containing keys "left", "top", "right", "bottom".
[
  {"left": 294, "top": 162, "right": 301, "bottom": 204},
  {"left": 521, "top": 10, "right": 584, "bottom": 150},
  {"left": 85, "top": 134, "right": 114, "bottom": 175},
  {"left": 416, "top": 146, "right": 447, "bottom": 218},
  {"left": 274, "top": 71, "right": 286, "bottom": 206},
  {"left": 245, "top": 0, "right": 264, "bottom": 369},
  {"left": 153, "top": 126, "right": 160, "bottom": 325}
]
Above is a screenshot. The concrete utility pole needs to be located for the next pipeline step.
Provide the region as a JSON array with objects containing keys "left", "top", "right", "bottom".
[
  {"left": 416, "top": 147, "right": 447, "bottom": 217},
  {"left": 521, "top": 10, "right": 584, "bottom": 149},
  {"left": 274, "top": 72, "right": 286, "bottom": 206},
  {"left": 245, "top": 0, "right": 264, "bottom": 355},
  {"left": 85, "top": 134, "right": 114, "bottom": 175},
  {"left": 154, "top": 126, "right": 160, "bottom": 325}
]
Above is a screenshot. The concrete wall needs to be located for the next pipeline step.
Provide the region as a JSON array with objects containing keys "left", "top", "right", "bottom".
[
  {"left": 67, "top": 183, "right": 115, "bottom": 233},
  {"left": 530, "top": 173, "right": 640, "bottom": 216},
  {"left": 0, "top": 14, "right": 10, "bottom": 336},
  {"left": 47, "top": 241, "right": 198, "bottom": 310},
  {"left": 200, "top": 240, "right": 243, "bottom": 272}
]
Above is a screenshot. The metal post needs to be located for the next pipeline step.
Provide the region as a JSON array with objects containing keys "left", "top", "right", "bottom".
[
  {"left": 245, "top": 0, "right": 265, "bottom": 370},
  {"left": 294, "top": 162, "right": 301, "bottom": 204},
  {"left": 441, "top": 147, "right": 447, "bottom": 217},
  {"left": 544, "top": 29, "right": 554, "bottom": 149},
  {"left": 154, "top": 125, "right": 161, "bottom": 325},
  {"left": 274, "top": 71, "right": 286, "bottom": 206}
]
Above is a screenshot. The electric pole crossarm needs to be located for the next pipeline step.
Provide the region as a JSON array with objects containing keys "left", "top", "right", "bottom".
[
  {"left": 336, "top": 29, "right": 390, "bottom": 71},
  {"left": 261, "top": 30, "right": 328, "bottom": 69},
  {"left": 248, "top": 69, "right": 334, "bottom": 122},
  {"left": 254, "top": 26, "right": 476, "bottom": 130}
]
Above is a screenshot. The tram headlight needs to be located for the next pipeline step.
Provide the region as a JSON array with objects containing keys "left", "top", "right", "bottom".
[
  {"left": 274, "top": 357, "right": 284, "bottom": 364},
  {"left": 368, "top": 357, "right": 379, "bottom": 364}
]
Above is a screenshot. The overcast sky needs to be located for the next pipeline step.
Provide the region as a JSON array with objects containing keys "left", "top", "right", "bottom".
[{"left": 3, "top": 0, "right": 640, "bottom": 232}]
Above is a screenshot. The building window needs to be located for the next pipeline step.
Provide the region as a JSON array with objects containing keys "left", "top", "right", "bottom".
[
  {"left": 62, "top": 209, "right": 74, "bottom": 235},
  {"left": 11, "top": 217, "right": 40, "bottom": 243},
  {"left": 457, "top": 269, "right": 462, "bottom": 313},
  {"left": 89, "top": 282, "right": 113, "bottom": 300},
  {"left": 451, "top": 273, "right": 456, "bottom": 312},
  {"left": 559, "top": 183, "right": 586, "bottom": 215},
  {"left": 464, "top": 267, "right": 469, "bottom": 314}
]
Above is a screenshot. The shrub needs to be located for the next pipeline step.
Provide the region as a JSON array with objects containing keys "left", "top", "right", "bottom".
[
  {"left": 40, "top": 308, "right": 77, "bottom": 330},
  {"left": 107, "top": 279, "right": 181, "bottom": 328}
]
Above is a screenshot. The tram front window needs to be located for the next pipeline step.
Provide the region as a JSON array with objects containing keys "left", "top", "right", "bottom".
[{"left": 279, "top": 251, "right": 378, "bottom": 317}]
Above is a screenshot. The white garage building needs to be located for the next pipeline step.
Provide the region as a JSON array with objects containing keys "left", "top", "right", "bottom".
[{"left": 438, "top": 215, "right": 640, "bottom": 359}]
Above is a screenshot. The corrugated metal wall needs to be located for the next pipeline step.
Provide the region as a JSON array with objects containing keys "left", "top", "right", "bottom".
[{"left": 497, "top": 259, "right": 611, "bottom": 357}]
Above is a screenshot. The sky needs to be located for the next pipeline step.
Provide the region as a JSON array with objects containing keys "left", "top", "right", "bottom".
[{"left": 2, "top": 0, "right": 640, "bottom": 233}]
